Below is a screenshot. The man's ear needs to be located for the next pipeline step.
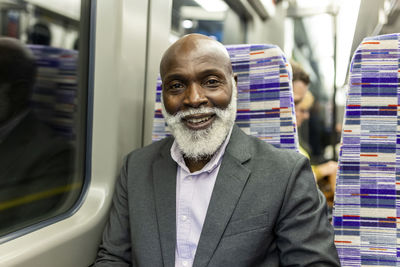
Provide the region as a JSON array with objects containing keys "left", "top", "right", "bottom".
[{"left": 234, "top": 74, "right": 238, "bottom": 85}]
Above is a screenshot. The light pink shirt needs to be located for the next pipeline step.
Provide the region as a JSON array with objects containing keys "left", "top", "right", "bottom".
[{"left": 171, "top": 128, "right": 233, "bottom": 267}]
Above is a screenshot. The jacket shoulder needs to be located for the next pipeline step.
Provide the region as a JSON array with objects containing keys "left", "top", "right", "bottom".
[
  {"left": 124, "top": 136, "right": 173, "bottom": 167},
  {"left": 240, "top": 131, "right": 305, "bottom": 168}
]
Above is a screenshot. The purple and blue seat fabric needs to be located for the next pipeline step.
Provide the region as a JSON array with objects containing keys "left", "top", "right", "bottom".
[
  {"left": 28, "top": 45, "right": 78, "bottom": 143},
  {"left": 333, "top": 33, "right": 400, "bottom": 266},
  {"left": 152, "top": 44, "right": 298, "bottom": 151}
]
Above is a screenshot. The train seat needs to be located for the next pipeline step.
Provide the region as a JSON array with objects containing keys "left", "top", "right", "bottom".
[
  {"left": 152, "top": 44, "right": 298, "bottom": 151},
  {"left": 333, "top": 33, "right": 400, "bottom": 266}
]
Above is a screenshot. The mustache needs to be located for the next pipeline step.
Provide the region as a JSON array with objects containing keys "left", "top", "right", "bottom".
[{"left": 171, "top": 107, "right": 221, "bottom": 120}]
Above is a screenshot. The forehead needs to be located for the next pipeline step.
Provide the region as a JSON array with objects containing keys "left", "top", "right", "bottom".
[
  {"left": 160, "top": 39, "right": 231, "bottom": 79},
  {"left": 168, "top": 53, "right": 227, "bottom": 73}
]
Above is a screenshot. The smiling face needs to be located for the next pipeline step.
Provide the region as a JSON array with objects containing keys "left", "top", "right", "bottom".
[
  {"left": 161, "top": 35, "right": 233, "bottom": 126},
  {"left": 160, "top": 34, "right": 236, "bottom": 160}
]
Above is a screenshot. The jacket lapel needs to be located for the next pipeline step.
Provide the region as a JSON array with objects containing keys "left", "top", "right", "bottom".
[
  {"left": 152, "top": 138, "right": 177, "bottom": 267},
  {"left": 193, "top": 125, "right": 252, "bottom": 267}
]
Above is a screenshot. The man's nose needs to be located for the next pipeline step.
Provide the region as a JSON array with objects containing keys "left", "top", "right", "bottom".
[{"left": 183, "top": 83, "right": 208, "bottom": 108}]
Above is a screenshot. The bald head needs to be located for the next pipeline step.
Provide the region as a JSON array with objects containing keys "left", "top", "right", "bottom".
[{"left": 160, "top": 34, "right": 232, "bottom": 79}]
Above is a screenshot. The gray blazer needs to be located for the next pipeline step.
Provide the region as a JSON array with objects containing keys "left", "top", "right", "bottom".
[{"left": 94, "top": 125, "right": 340, "bottom": 266}]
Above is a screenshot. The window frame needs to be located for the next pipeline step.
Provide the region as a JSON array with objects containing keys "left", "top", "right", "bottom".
[{"left": 0, "top": 0, "right": 95, "bottom": 244}]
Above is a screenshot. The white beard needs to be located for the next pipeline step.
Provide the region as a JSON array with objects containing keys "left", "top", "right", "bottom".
[{"left": 161, "top": 80, "right": 237, "bottom": 160}]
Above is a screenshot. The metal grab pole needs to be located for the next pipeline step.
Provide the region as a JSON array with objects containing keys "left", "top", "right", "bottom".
[{"left": 331, "top": 12, "right": 338, "bottom": 160}]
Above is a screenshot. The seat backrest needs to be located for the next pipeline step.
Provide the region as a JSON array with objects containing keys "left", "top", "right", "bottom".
[
  {"left": 152, "top": 44, "right": 298, "bottom": 151},
  {"left": 28, "top": 45, "right": 78, "bottom": 143},
  {"left": 333, "top": 33, "right": 400, "bottom": 266}
]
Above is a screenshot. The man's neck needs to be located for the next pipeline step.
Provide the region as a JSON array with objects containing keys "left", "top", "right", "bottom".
[{"left": 184, "top": 156, "right": 212, "bottom": 173}]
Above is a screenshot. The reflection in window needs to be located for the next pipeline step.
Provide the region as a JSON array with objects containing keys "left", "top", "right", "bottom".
[{"left": 0, "top": 0, "right": 84, "bottom": 237}]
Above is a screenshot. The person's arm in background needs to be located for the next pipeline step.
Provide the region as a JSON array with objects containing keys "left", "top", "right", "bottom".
[{"left": 312, "top": 161, "right": 337, "bottom": 182}]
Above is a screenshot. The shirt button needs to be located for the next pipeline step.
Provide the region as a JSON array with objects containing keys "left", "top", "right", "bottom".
[
  {"left": 181, "top": 215, "right": 188, "bottom": 221},
  {"left": 182, "top": 261, "right": 188, "bottom": 266}
]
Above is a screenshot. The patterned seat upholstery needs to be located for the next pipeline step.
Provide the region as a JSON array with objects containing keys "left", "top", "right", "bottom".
[
  {"left": 333, "top": 33, "right": 400, "bottom": 266},
  {"left": 152, "top": 44, "right": 298, "bottom": 151}
]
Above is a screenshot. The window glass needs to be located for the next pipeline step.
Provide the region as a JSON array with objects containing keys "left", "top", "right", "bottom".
[
  {"left": 171, "top": 0, "right": 245, "bottom": 44},
  {"left": 0, "top": 0, "right": 86, "bottom": 237}
]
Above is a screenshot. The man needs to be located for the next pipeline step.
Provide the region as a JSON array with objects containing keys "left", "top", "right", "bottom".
[
  {"left": 0, "top": 37, "right": 73, "bottom": 234},
  {"left": 94, "top": 34, "right": 340, "bottom": 266}
]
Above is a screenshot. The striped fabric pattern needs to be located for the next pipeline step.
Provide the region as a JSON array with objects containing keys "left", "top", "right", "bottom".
[
  {"left": 152, "top": 44, "right": 298, "bottom": 151},
  {"left": 333, "top": 33, "right": 400, "bottom": 266}
]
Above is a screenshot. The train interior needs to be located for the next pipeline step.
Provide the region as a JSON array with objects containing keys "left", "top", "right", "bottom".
[{"left": 0, "top": 0, "right": 399, "bottom": 266}]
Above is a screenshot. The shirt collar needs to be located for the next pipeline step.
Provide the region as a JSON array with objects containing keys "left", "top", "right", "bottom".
[{"left": 170, "top": 126, "right": 233, "bottom": 174}]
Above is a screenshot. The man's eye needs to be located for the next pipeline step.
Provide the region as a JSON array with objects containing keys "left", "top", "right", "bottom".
[
  {"left": 204, "top": 79, "right": 220, "bottom": 87},
  {"left": 168, "top": 82, "right": 184, "bottom": 91}
]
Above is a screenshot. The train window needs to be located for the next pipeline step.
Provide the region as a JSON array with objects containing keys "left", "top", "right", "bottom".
[
  {"left": 171, "top": 0, "right": 246, "bottom": 44},
  {"left": 0, "top": 0, "right": 88, "bottom": 239}
]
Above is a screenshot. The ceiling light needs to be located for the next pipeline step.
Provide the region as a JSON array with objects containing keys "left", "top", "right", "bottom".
[{"left": 182, "top": 19, "right": 194, "bottom": 29}]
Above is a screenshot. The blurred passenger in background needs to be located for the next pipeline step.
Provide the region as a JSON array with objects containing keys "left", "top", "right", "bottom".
[
  {"left": 27, "top": 22, "right": 51, "bottom": 46},
  {"left": 291, "top": 60, "right": 337, "bottom": 207},
  {"left": 296, "top": 90, "right": 314, "bottom": 135},
  {"left": 0, "top": 37, "right": 73, "bottom": 234}
]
